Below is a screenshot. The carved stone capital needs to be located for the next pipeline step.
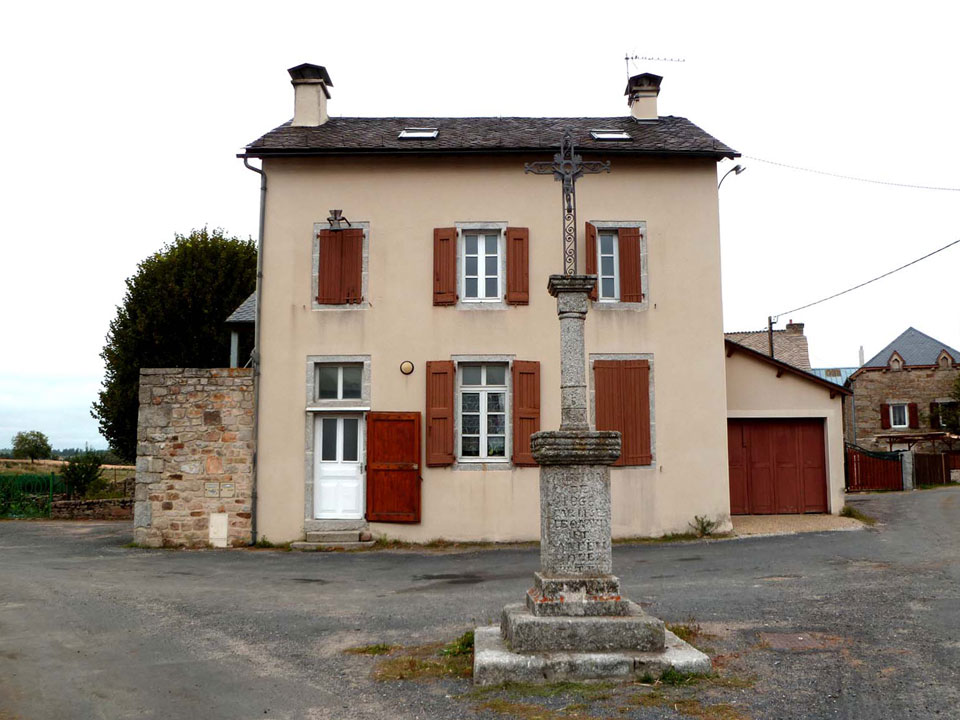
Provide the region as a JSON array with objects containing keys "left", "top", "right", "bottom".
[{"left": 531, "top": 430, "right": 622, "bottom": 466}]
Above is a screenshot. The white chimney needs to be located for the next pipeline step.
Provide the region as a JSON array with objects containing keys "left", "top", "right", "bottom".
[
  {"left": 288, "top": 63, "right": 333, "bottom": 127},
  {"left": 624, "top": 73, "right": 662, "bottom": 121},
  {"left": 859, "top": 345, "right": 865, "bottom": 366}
]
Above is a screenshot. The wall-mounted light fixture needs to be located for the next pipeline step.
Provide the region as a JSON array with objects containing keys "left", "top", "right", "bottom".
[
  {"left": 399, "top": 361, "right": 415, "bottom": 375},
  {"left": 327, "top": 209, "right": 352, "bottom": 230}
]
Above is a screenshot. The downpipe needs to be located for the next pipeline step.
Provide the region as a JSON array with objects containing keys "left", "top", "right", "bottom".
[{"left": 243, "top": 157, "right": 266, "bottom": 546}]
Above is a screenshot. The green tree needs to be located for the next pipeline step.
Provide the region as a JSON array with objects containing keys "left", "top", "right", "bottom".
[
  {"left": 61, "top": 450, "right": 103, "bottom": 499},
  {"left": 92, "top": 228, "right": 256, "bottom": 460},
  {"left": 11, "top": 431, "right": 52, "bottom": 462}
]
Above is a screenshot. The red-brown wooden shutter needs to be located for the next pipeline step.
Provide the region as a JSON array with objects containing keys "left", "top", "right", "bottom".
[
  {"left": 366, "top": 412, "right": 421, "bottom": 523},
  {"left": 512, "top": 360, "right": 540, "bottom": 466},
  {"left": 594, "top": 361, "right": 625, "bottom": 465},
  {"left": 880, "top": 403, "right": 891, "bottom": 429},
  {"left": 341, "top": 227, "right": 364, "bottom": 304},
  {"left": 317, "top": 229, "right": 344, "bottom": 304},
  {"left": 931, "top": 402, "right": 941, "bottom": 429},
  {"left": 585, "top": 222, "right": 598, "bottom": 300},
  {"left": 908, "top": 402, "right": 920, "bottom": 429},
  {"left": 505, "top": 227, "right": 530, "bottom": 305},
  {"left": 433, "top": 228, "right": 457, "bottom": 306},
  {"left": 618, "top": 227, "right": 643, "bottom": 303},
  {"left": 594, "top": 359, "right": 652, "bottom": 467},
  {"left": 425, "top": 361, "right": 455, "bottom": 466}
]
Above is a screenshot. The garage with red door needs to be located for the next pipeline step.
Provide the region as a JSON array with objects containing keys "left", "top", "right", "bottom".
[{"left": 728, "top": 418, "right": 828, "bottom": 514}]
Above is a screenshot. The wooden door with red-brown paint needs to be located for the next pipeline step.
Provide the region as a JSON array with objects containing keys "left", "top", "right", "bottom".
[{"left": 366, "top": 412, "right": 421, "bottom": 523}]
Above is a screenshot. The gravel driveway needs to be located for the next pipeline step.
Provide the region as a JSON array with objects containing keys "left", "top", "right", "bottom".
[{"left": 1, "top": 487, "right": 958, "bottom": 719}]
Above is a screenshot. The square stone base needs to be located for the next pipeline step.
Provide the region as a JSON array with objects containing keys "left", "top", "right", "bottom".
[
  {"left": 527, "top": 572, "right": 627, "bottom": 616},
  {"left": 502, "top": 602, "right": 665, "bottom": 652},
  {"left": 473, "top": 626, "right": 711, "bottom": 685}
]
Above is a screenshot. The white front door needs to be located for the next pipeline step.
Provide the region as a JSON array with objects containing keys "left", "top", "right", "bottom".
[{"left": 314, "top": 415, "right": 364, "bottom": 519}]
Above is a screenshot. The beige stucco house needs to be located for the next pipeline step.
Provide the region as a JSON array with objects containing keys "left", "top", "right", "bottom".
[{"left": 230, "top": 63, "right": 844, "bottom": 547}]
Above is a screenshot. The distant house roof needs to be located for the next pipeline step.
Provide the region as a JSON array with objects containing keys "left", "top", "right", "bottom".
[
  {"left": 724, "top": 326, "right": 811, "bottom": 370},
  {"left": 242, "top": 116, "right": 738, "bottom": 160},
  {"left": 725, "top": 340, "right": 851, "bottom": 397},
  {"left": 225, "top": 292, "right": 256, "bottom": 324},
  {"left": 863, "top": 327, "right": 960, "bottom": 368},
  {"left": 809, "top": 367, "right": 858, "bottom": 387}
]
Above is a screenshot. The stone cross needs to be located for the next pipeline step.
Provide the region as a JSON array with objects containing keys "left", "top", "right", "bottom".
[
  {"left": 497, "top": 138, "right": 664, "bottom": 655},
  {"left": 525, "top": 132, "right": 611, "bottom": 277}
]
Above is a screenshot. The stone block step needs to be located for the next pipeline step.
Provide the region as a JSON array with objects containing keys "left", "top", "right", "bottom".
[
  {"left": 305, "top": 530, "right": 365, "bottom": 543},
  {"left": 501, "top": 601, "right": 664, "bottom": 652},
  {"left": 472, "top": 625, "right": 711, "bottom": 685},
  {"left": 290, "top": 540, "right": 376, "bottom": 551}
]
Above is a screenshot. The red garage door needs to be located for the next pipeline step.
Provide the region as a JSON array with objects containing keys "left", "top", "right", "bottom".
[{"left": 728, "top": 419, "right": 828, "bottom": 515}]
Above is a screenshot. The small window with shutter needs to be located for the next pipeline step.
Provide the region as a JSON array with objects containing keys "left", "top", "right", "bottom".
[
  {"left": 312, "top": 223, "right": 368, "bottom": 308},
  {"left": 592, "top": 356, "right": 653, "bottom": 466},
  {"left": 433, "top": 223, "right": 530, "bottom": 307},
  {"left": 585, "top": 221, "right": 647, "bottom": 307}
]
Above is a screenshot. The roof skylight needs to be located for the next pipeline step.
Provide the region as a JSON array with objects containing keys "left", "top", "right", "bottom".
[
  {"left": 590, "top": 129, "right": 631, "bottom": 141},
  {"left": 398, "top": 127, "right": 439, "bottom": 139}
]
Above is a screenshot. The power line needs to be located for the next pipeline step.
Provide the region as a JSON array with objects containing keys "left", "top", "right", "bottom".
[
  {"left": 744, "top": 155, "right": 960, "bottom": 192},
  {"left": 772, "top": 237, "right": 960, "bottom": 321}
]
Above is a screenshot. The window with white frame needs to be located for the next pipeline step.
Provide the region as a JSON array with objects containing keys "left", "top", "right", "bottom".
[
  {"left": 597, "top": 230, "right": 619, "bottom": 301},
  {"left": 316, "top": 364, "right": 363, "bottom": 401},
  {"left": 889, "top": 403, "right": 908, "bottom": 428},
  {"left": 461, "top": 230, "right": 502, "bottom": 301},
  {"left": 459, "top": 363, "right": 508, "bottom": 460}
]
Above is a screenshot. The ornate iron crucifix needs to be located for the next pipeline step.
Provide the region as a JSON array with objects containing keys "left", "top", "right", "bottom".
[{"left": 525, "top": 132, "right": 611, "bottom": 275}]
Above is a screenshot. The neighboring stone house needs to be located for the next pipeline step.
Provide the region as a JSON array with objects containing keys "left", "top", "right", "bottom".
[
  {"left": 725, "top": 321, "right": 810, "bottom": 369},
  {"left": 847, "top": 327, "right": 960, "bottom": 451}
]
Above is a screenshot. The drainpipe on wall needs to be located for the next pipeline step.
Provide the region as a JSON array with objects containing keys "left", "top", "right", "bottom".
[{"left": 243, "top": 157, "right": 266, "bottom": 546}]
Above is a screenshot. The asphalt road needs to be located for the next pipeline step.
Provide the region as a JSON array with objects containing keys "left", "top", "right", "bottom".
[{"left": 1, "top": 488, "right": 958, "bottom": 720}]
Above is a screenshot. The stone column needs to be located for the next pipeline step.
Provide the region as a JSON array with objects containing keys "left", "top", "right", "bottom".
[{"left": 499, "top": 275, "right": 664, "bottom": 652}]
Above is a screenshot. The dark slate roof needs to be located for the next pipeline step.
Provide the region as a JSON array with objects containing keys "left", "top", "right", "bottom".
[
  {"left": 242, "top": 116, "right": 737, "bottom": 159},
  {"left": 863, "top": 327, "right": 960, "bottom": 367},
  {"left": 225, "top": 292, "right": 255, "bottom": 324}
]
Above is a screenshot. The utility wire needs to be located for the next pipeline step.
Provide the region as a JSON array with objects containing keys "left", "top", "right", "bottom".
[
  {"left": 772, "top": 237, "right": 960, "bottom": 321},
  {"left": 744, "top": 155, "right": 960, "bottom": 192}
]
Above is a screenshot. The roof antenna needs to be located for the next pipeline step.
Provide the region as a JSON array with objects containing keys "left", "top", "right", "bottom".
[{"left": 624, "top": 54, "right": 686, "bottom": 81}]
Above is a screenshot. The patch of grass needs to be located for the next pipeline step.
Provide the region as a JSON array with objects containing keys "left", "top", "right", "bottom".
[
  {"left": 614, "top": 531, "right": 733, "bottom": 545},
  {"left": 839, "top": 505, "right": 877, "bottom": 526},
  {"left": 689, "top": 515, "right": 720, "bottom": 538},
  {"left": 251, "top": 536, "right": 292, "bottom": 551},
  {"left": 666, "top": 619, "right": 703, "bottom": 644},
  {"left": 440, "top": 630, "right": 474, "bottom": 656},
  {"left": 672, "top": 699, "right": 750, "bottom": 720},
  {"left": 478, "top": 698, "right": 603, "bottom": 720},
  {"left": 344, "top": 643, "right": 398, "bottom": 656},
  {"left": 370, "top": 632, "right": 474, "bottom": 681},
  {"left": 659, "top": 667, "right": 706, "bottom": 687},
  {"left": 374, "top": 653, "right": 472, "bottom": 681}
]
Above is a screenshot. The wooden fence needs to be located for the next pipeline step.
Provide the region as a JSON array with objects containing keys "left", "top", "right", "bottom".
[
  {"left": 914, "top": 453, "right": 960, "bottom": 486},
  {"left": 845, "top": 444, "right": 902, "bottom": 492}
]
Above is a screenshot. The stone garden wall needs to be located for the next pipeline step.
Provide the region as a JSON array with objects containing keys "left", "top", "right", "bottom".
[
  {"left": 134, "top": 368, "right": 254, "bottom": 548},
  {"left": 52, "top": 498, "right": 133, "bottom": 520}
]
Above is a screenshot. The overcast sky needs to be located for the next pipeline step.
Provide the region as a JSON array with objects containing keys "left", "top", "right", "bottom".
[{"left": 3, "top": 1, "right": 959, "bottom": 449}]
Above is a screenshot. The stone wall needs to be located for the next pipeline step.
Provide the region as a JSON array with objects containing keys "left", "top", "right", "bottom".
[
  {"left": 850, "top": 365, "right": 960, "bottom": 449},
  {"left": 51, "top": 498, "right": 133, "bottom": 520},
  {"left": 134, "top": 368, "right": 254, "bottom": 548}
]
